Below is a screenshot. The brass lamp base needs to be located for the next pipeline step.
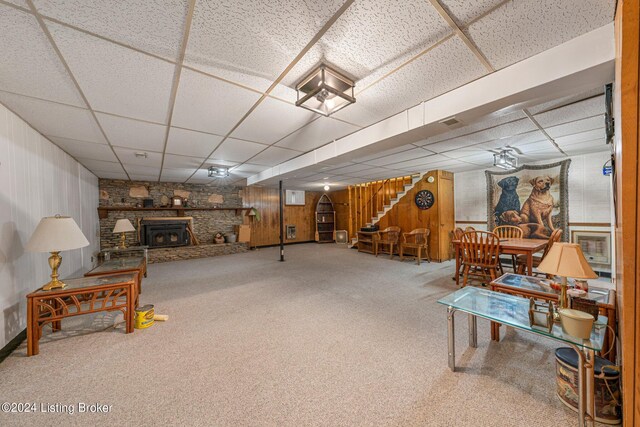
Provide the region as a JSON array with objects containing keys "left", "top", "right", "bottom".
[
  {"left": 42, "top": 251, "right": 66, "bottom": 291},
  {"left": 553, "top": 276, "right": 569, "bottom": 322},
  {"left": 119, "top": 232, "right": 127, "bottom": 249}
]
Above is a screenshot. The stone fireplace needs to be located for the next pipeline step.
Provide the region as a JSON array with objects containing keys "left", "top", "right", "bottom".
[{"left": 141, "top": 219, "right": 190, "bottom": 248}]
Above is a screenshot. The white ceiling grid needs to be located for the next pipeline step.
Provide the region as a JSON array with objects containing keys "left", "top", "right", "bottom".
[{"left": 0, "top": 0, "right": 616, "bottom": 188}]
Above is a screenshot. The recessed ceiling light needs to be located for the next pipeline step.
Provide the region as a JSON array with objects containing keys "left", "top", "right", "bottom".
[{"left": 208, "top": 166, "right": 229, "bottom": 177}]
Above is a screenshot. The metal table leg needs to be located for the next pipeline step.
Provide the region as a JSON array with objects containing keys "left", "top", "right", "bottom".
[
  {"left": 468, "top": 314, "right": 477, "bottom": 348},
  {"left": 447, "top": 306, "right": 456, "bottom": 371}
]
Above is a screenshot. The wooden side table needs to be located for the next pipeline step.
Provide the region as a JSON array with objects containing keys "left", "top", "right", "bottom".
[
  {"left": 27, "top": 273, "right": 137, "bottom": 356},
  {"left": 85, "top": 256, "right": 146, "bottom": 304},
  {"left": 357, "top": 231, "right": 378, "bottom": 254}
]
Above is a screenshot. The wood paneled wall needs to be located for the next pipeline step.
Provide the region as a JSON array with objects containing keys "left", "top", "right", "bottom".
[
  {"left": 240, "top": 186, "right": 320, "bottom": 247},
  {"left": 614, "top": 0, "right": 640, "bottom": 424},
  {"left": 377, "top": 170, "right": 454, "bottom": 262}
]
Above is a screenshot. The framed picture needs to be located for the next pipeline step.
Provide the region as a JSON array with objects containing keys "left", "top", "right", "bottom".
[
  {"left": 571, "top": 230, "right": 611, "bottom": 268},
  {"left": 285, "top": 190, "right": 305, "bottom": 206},
  {"left": 171, "top": 195, "right": 184, "bottom": 207}
]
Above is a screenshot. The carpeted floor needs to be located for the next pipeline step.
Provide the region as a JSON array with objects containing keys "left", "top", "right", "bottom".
[{"left": 0, "top": 244, "right": 597, "bottom": 426}]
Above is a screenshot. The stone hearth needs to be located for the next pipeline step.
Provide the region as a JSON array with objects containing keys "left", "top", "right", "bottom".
[{"left": 147, "top": 242, "right": 248, "bottom": 263}]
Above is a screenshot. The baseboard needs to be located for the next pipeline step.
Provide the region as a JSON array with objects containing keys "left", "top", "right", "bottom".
[{"left": 0, "top": 329, "right": 26, "bottom": 364}]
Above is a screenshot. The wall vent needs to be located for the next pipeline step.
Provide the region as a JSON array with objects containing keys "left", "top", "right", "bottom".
[{"left": 439, "top": 117, "right": 460, "bottom": 126}]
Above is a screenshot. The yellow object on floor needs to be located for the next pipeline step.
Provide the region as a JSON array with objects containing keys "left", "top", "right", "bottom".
[
  {"left": 134, "top": 304, "right": 154, "bottom": 329},
  {"left": 153, "top": 314, "right": 169, "bottom": 321}
]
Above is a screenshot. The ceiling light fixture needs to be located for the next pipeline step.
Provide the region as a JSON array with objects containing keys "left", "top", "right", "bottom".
[
  {"left": 493, "top": 149, "right": 518, "bottom": 170},
  {"left": 208, "top": 166, "right": 229, "bottom": 178},
  {"left": 295, "top": 63, "right": 355, "bottom": 117},
  {"left": 323, "top": 184, "right": 330, "bottom": 191}
]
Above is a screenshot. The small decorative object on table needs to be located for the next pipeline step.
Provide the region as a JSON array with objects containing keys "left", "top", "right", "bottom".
[
  {"left": 171, "top": 195, "right": 184, "bottom": 207},
  {"left": 574, "top": 279, "right": 589, "bottom": 291},
  {"left": 528, "top": 298, "right": 554, "bottom": 332},
  {"left": 143, "top": 198, "right": 154, "bottom": 208},
  {"left": 571, "top": 297, "right": 599, "bottom": 320},
  {"left": 214, "top": 232, "right": 225, "bottom": 244}
]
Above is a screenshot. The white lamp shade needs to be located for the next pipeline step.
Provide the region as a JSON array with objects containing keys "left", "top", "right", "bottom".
[
  {"left": 113, "top": 219, "right": 135, "bottom": 233},
  {"left": 25, "top": 215, "right": 90, "bottom": 253},
  {"left": 536, "top": 242, "right": 598, "bottom": 279}
]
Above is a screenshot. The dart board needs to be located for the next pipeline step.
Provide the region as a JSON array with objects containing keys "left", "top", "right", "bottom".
[{"left": 414, "top": 190, "right": 435, "bottom": 210}]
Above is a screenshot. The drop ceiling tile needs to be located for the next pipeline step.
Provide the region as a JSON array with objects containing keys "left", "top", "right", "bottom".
[
  {"left": 231, "top": 97, "right": 317, "bottom": 144},
  {"left": 48, "top": 136, "right": 113, "bottom": 160},
  {"left": 533, "top": 96, "right": 604, "bottom": 128},
  {"left": 119, "top": 164, "right": 161, "bottom": 177},
  {"left": 172, "top": 68, "right": 261, "bottom": 135},
  {"left": 48, "top": 21, "right": 175, "bottom": 122},
  {"left": 333, "top": 36, "right": 487, "bottom": 128},
  {"left": 527, "top": 88, "right": 604, "bottom": 115},
  {"left": 563, "top": 140, "right": 608, "bottom": 156},
  {"left": 185, "top": 168, "right": 213, "bottom": 182},
  {"left": 545, "top": 117, "right": 604, "bottom": 139},
  {"left": 4, "top": 1, "right": 28, "bottom": 7},
  {"left": 0, "top": 6, "right": 83, "bottom": 106},
  {"left": 128, "top": 174, "right": 159, "bottom": 181},
  {"left": 448, "top": 152, "right": 495, "bottom": 164},
  {"left": 76, "top": 157, "right": 124, "bottom": 173},
  {"left": 439, "top": 0, "right": 506, "bottom": 27},
  {"left": 162, "top": 154, "right": 202, "bottom": 169},
  {"left": 283, "top": 0, "right": 450, "bottom": 86},
  {"left": 0, "top": 92, "right": 106, "bottom": 143},
  {"left": 33, "top": 0, "right": 189, "bottom": 61},
  {"left": 275, "top": 116, "right": 360, "bottom": 152},
  {"left": 325, "top": 163, "right": 373, "bottom": 175},
  {"left": 205, "top": 159, "right": 239, "bottom": 168},
  {"left": 556, "top": 129, "right": 606, "bottom": 147},
  {"left": 249, "top": 146, "right": 300, "bottom": 167},
  {"left": 363, "top": 148, "right": 435, "bottom": 167},
  {"left": 159, "top": 168, "right": 197, "bottom": 180},
  {"left": 398, "top": 158, "right": 464, "bottom": 172},
  {"left": 185, "top": 0, "right": 346, "bottom": 83},
  {"left": 96, "top": 113, "right": 166, "bottom": 152},
  {"left": 114, "top": 147, "right": 162, "bottom": 167},
  {"left": 392, "top": 154, "right": 457, "bottom": 170},
  {"left": 350, "top": 145, "right": 419, "bottom": 163},
  {"left": 466, "top": 0, "right": 615, "bottom": 70},
  {"left": 166, "top": 127, "right": 224, "bottom": 158},
  {"left": 94, "top": 171, "right": 129, "bottom": 179},
  {"left": 211, "top": 138, "right": 268, "bottom": 163}
]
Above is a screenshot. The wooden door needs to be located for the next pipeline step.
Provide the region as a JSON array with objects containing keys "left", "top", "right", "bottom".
[{"left": 437, "top": 171, "right": 455, "bottom": 261}]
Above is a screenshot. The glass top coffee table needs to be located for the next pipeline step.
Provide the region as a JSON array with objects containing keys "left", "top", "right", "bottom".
[{"left": 438, "top": 287, "right": 607, "bottom": 427}]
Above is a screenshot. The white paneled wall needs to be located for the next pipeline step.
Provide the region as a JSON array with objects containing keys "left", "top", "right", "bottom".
[{"left": 0, "top": 103, "right": 99, "bottom": 349}]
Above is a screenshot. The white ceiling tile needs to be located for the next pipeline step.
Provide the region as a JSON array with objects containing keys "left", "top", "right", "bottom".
[
  {"left": 545, "top": 117, "right": 604, "bottom": 139},
  {"left": 325, "top": 163, "right": 372, "bottom": 175},
  {"left": 161, "top": 154, "right": 202, "bottom": 169},
  {"left": 231, "top": 97, "right": 317, "bottom": 144},
  {"left": 333, "top": 36, "right": 487, "bottom": 128},
  {"left": 166, "top": 127, "right": 224, "bottom": 158},
  {"left": 350, "top": 145, "right": 418, "bottom": 163},
  {"left": 283, "top": 0, "right": 450, "bottom": 86},
  {"left": 4, "top": 1, "right": 28, "bottom": 7},
  {"left": 48, "top": 21, "right": 175, "bottom": 122},
  {"left": 392, "top": 154, "right": 458, "bottom": 170},
  {"left": 439, "top": 0, "right": 506, "bottom": 26},
  {"left": 362, "top": 147, "right": 435, "bottom": 167},
  {"left": 76, "top": 157, "right": 123, "bottom": 173},
  {"left": 563, "top": 140, "right": 609, "bottom": 156},
  {"left": 48, "top": 136, "right": 113, "bottom": 160},
  {"left": 96, "top": 113, "right": 166, "bottom": 152},
  {"left": 211, "top": 138, "right": 268, "bottom": 163},
  {"left": 114, "top": 147, "right": 162, "bottom": 167},
  {"left": 128, "top": 174, "right": 159, "bottom": 181},
  {"left": 33, "top": 0, "right": 189, "bottom": 61},
  {"left": 275, "top": 116, "right": 360, "bottom": 152},
  {"left": 533, "top": 96, "right": 604, "bottom": 128},
  {"left": 0, "top": 92, "right": 106, "bottom": 143},
  {"left": 527, "top": 88, "right": 604, "bottom": 115},
  {"left": 466, "top": 0, "right": 615, "bottom": 70},
  {"left": 172, "top": 68, "right": 261, "bottom": 135},
  {"left": 185, "top": 0, "right": 346, "bottom": 83},
  {"left": 205, "top": 159, "right": 239, "bottom": 168},
  {"left": 158, "top": 168, "right": 197, "bottom": 180},
  {"left": 0, "top": 6, "right": 83, "bottom": 106},
  {"left": 94, "top": 171, "right": 129, "bottom": 179},
  {"left": 555, "top": 129, "right": 606, "bottom": 147},
  {"left": 249, "top": 146, "right": 300, "bottom": 166}
]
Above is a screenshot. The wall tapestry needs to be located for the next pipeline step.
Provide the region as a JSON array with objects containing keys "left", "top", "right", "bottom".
[{"left": 486, "top": 160, "right": 570, "bottom": 240}]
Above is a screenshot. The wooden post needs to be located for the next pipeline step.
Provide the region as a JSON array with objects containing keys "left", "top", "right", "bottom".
[{"left": 348, "top": 186, "right": 353, "bottom": 238}]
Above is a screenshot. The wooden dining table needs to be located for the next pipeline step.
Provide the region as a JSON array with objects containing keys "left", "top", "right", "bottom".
[{"left": 452, "top": 237, "right": 548, "bottom": 286}]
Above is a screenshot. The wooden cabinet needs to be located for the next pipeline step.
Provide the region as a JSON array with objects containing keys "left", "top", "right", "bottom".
[
  {"left": 315, "top": 194, "right": 335, "bottom": 243},
  {"left": 356, "top": 231, "right": 377, "bottom": 254},
  {"left": 377, "top": 170, "right": 455, "bottom": 262}
]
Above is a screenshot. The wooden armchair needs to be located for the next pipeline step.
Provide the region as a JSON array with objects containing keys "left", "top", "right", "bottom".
[
  {"left": 400, "top": 228, "right": 431, "bottom": 265},
  {"left": 374, "top": 226, "right": 401, "bottom": 259},
  {"left": 516, "top": 229, "right": 563, "bottom": 276},
  {"left": 493, "top": 225, "right": 523, "bottom": 272},
  {"left": 460, "top": 231, "right": 501, "bottom": 287}
]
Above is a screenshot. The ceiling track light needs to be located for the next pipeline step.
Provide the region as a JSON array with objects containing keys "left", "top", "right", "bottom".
[
  {"left": 493, "top": 149, "right": 518, "bottom": 170},
  {"left": 208, "top": 166, "right": 229, "bottom": 178},
  {"left": 295, "top": 63, "right": 355, "bottom": 117}
]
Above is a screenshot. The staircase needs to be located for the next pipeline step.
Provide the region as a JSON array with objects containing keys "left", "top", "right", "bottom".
[{"left": 370, "top": 173, "right": 424, "bottom": 225}]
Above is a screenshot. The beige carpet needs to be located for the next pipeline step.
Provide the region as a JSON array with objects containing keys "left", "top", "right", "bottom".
[{"left": 0, "top": 244, "right": 596, "bottom": 426}]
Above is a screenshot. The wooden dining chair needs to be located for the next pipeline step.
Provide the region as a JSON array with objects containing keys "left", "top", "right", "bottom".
[
  {"left": 399, "top": 228, "right": 431, "bottom": 265},
  {"left": 493, "top": 225, "right": 524, "bottom": 272},
  {"left": 516, "top": 228, "right": 564, "bottom": 275},
  {"left": 451, "top": 227, "right": 465, "bottom": 280},
  {"left": 464, "top": 226, "right": 476, "bottom": 232},
  {"left": 374, "top": 226, "right": 401, "bottom": 259},
  {"left": 460, "top": 231, "right": 501, "bottom": 287}
]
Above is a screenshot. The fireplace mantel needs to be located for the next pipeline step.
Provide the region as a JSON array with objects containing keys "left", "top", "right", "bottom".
[{"left": 97, "top": 206, "right": 251, "bottom": 219}]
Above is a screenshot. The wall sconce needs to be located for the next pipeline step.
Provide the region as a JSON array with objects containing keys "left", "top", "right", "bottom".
[{"left": 295, "top": 63, "right": 355, "bottom": 116}]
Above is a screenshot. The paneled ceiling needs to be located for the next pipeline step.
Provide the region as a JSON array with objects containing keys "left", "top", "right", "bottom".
[{"left": 0, "top": 0, "right": 615, "bottom": 186}]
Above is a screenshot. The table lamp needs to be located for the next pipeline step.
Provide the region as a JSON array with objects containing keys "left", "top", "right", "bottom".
[
  {"left": 536, "top": 242, "right": 598, "bottom": 313},
  {"left": 113, "top": 219, "right": 135, "bottom": 248},
  {"left": 25, "top": 215, "right": 90, "bottom": 291}
]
